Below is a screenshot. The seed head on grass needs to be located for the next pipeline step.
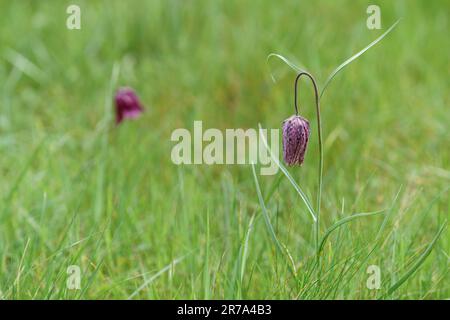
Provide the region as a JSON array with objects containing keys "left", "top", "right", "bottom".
[{"left": 115, "top": 87, "right": 144, "bottom": 124}]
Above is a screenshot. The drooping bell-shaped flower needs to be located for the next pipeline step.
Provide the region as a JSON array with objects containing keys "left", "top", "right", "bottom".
[
  {"left": 282, "top": 115, "right": 310, "bottom": 166},
  {"left": 115, "top": 87, "right": 144, "bottom": 124}
]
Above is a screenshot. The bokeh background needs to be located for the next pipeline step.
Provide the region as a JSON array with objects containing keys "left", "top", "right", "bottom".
[{"left": 0, "top": 0, "right": 448, "bottom": 299}]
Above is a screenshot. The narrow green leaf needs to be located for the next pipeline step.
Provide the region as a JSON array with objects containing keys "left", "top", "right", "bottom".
[
  {"left": 318, "top": 209, "right": 386, "bottom": 253},
  {"left": 95, "top": 63, "right": 120, "bottom": 220},
  {"left": 4, "top": 137, "right": 46, "bottom": 203},
  {"left": 320, "top": 19, "right": 401, "bottom": 98},
  {"left": 266, "top": 53, "right": 307, "bottom": 82},
  {"left": 263, "top": 173, "right": 283, "bottom": 203},
  {"left": 258, "top": 124, "right": 316, "bottom": 222},
  {"left": 251, "top": 163, "right": 297, "bottom": 278},
  {"left": 385, "top": 221, "right": 447, "bottom": 297},
  {"left": 239, "top": 214, "right": 256, "bottom": 284},
  {"left": 127, "top": 255, "right": 186, "bottom": 299},
  {"left": 251, "top": 163, "right": 285, "bottom": 255},
  {"left": 203, "top": 208, "right": 210, "bottom": 299},
  {"left": 1, "top": 137, "right": 47, "bottom": 231}
]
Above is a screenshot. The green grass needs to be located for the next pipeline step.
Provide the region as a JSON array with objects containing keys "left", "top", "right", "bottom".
[{"left": 0, "top": 0, "right": 448, "bottom": 299}]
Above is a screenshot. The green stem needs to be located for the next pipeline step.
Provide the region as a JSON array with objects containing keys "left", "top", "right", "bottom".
[{"left": 294, "top": 72, "right": 323, "bottom": 262}]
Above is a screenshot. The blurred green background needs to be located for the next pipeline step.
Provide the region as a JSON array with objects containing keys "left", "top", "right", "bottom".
[{"left": 0, "top": 0, "right": 448, "bottom": 299}]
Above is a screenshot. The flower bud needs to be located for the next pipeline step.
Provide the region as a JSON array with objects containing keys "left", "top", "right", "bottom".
[{"left": 282, "top": 115, "right": 310, "bottom": 166}]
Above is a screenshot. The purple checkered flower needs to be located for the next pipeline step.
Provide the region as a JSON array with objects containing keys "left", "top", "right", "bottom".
[{"left": 282, "top": 115, "right": 310, "bottom": 166}]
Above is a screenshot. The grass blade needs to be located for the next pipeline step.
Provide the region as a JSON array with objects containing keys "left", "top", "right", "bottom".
[
  {"left": 1, "top": 137, "right": 46, "bottom": 226},
  {"left": 94, "top": 63, "right": 120, "bottom": 220},
  {"left": 385, "top": 221, "right": 447, "bottom": 297},
  {"left": 203, "top": 209, "right": 211, "bottom": 299},
  {"left": 251, "top": 163, "right": 285, "bottom": 256},
  {"left": 258, "top": 124, "right": 316, "bottom": 222},
  {"left": 234, "top": 214, "right": 257, "bottom": 298},
  {"left": 239, "top": 214, "right": 256, "bottom": 284},
  {"left": 264, "top": 173, "right": 283, "bottom": 203},
  {"left": 127, "top": 256, "right": 185, "bottom": 299},
  {"left": 4, "top": 48, "right": 46, "bottom": 83},
  {"left": 320, "top": 19, "right": 400, "bottom": 99},
  {"left": 266, "top": 53, "right": 307, "bottom": 82},
  {"left": 318, "top": 209, "right": 386, "bottom": 253},
  {"left": 251, "top": 163, "right": 297, "bottom": 277}
]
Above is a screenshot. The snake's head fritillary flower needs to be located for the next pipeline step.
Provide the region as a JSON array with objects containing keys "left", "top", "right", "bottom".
[
  {"left": 282, "top": 115, "right": 310, "bottom": 166},
  {"left": 115, "top": 87, "right": 144, "bottom": 124}
]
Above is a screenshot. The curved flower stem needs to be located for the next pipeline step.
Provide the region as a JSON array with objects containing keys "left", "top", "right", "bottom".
[{"left": 294, "top": 72, "right": 323, "bottom": 261}]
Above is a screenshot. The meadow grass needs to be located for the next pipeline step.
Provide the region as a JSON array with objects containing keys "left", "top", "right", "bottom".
[{"left": 0, "top": 0, "right": 448, "bottom": 299}]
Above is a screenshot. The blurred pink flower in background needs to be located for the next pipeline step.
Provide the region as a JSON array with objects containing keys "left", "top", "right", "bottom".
[{"left": 115, "top": 87, "right": 144, "bottom": 124}]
